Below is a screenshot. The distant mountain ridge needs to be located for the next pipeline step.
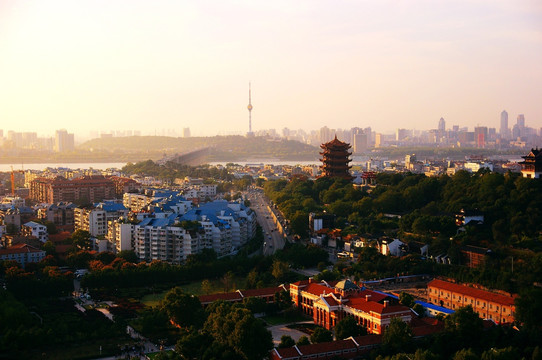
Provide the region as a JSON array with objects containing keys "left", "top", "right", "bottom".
[{"left": 79, "top": 135, "right": 320, "bottom": 161}]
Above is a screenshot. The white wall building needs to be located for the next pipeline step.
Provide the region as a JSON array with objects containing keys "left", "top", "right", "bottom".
[{"left": 21, "top": 221, "right": 48, "bottom": 243}]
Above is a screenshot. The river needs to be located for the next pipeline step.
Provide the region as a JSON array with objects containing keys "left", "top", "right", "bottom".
[{"left": 0, "top": 162, "right": 128, "bottom": 172}]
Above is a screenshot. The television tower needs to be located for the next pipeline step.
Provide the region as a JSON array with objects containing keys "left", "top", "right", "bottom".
[{"left": 247, "top": 82, "right": 253, "bottom": 136}]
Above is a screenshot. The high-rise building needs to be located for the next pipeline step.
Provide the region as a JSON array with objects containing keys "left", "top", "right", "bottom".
[
  {"left": 54, "top": 129, "right": 74, "bottom": 152},
  {"left": 500, "top": 110, "right": 508, "bottom": 138},
  {"left": 353, "top": 133, "right": 367, "bottom": 154},
  {"left": 183, "top": 128, "right": 191, "bottom": 138},
  {"left": 474, "top": 126, "right": 488, "bottom": 148},
  {"left": 517, "top": 114, "right": 525, "bottom": 128},
  {"left": 438, "top": 117, "right": 446, "bottom": 133}
]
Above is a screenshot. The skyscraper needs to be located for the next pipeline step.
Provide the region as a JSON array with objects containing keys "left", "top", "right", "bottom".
[
  {"left": 438, "top": 117, "right": 446, "bottom": 133},
  {"left": 54, "top": 129, "right": 74, "bottom": 152},
  {"left": 517, "top": 114, "right": 525, "bottom": 129},
  {"left": 500, "top": 110, "right": 508, "bottom": 138},
  {"left": 474, "top": 126, "right": 488, "bottom": 148}
]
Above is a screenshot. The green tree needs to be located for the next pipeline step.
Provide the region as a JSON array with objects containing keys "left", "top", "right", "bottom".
[
  {"left": 399, "top": 292, "right": 415, "bottom": 308},
  {"left": 453, "top": 348, "right": 479, "bottom": 360},
  {"left": 335, "top": 316, "right": 367, "bottom": 340},
  {"left": 175, "top": 329, "right": 213, "bottom": 360},
  {"left": 297, "top": 335, "right": 310, "bottom": 346},
  {"left": 310, "top": 326, "right": 333, "bottom": 343},
  {"left": 201, "top": 279, "right": 213, "bottom": 295},
  {"left": 161, "top": 287, "right": 205, "bottom": 329},
  {"left": 515, "top": 287, "right": 542, "bottom": 331},
  {"left": 71, "top": 229, "right": 92, "bottom": 250},
  {"left": 445, "top": 306, "right": 483, "bottom": 349},
  {"left": 117, "top": 250, "right": 139, "bottom": 263},
  {"left": 204, "top": 301, "right": 273, "bottom": 360},
  {"left": 278, "top": 335, "right": 296, "bottom": 348},
  {"left": 481, "top": 347, "right": 516, "bottom": 360},
  {"left": 271, "top": 259, "right": 289, "bottom": 282},
  {"left": 382, "top": 317, "right": 413, "bottom": 354},
  {"left": 221, "top": 271, "right": 235, "bottom": 292}
]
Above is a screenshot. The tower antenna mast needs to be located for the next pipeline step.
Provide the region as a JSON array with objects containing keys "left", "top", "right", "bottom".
[{"left": 247, "top": 82, "right": 253, "bottom": 135}]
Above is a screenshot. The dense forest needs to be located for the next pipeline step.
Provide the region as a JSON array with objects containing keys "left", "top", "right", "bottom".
[{"left": 264, "top": 171, "right": 542, "bottom": 292}]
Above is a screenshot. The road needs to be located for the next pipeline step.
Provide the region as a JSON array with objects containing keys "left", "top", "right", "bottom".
[{"left": 246, "top": 188, "right": 286, "bottom": 255}]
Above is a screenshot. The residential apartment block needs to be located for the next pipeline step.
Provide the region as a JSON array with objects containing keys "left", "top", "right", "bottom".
[
  {"left": 30, "top": 176, "right": 115, "bottom": 203},
  {"left": 427, "top": 279, "right": 516, "bottom": 324},
  {"left": 74, "top": 208, "right": 107, "bottom": 237}
]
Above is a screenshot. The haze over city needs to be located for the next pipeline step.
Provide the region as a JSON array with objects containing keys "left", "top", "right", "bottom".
[{"left": 1, "top": 0, "right": 541, "bottom": 138}]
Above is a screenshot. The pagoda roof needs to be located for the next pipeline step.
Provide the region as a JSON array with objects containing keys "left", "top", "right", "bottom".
[{"left": 321, "top": 135, "right": 351, "bottom": 149}]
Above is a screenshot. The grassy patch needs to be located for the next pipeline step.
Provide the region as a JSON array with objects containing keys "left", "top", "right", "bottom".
[{"left": 140, "top": 277, "right": 246, "bottom": 307}]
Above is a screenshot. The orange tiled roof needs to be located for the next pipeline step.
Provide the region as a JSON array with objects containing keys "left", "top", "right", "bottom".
[
  {"left": 297, "top": 338, "right": 357, "bottom": 355},
  {"left": 428, "top": 279, "right": 516, "bottom": 306},
  {"left": 198, "top": 292, "right": 242, "bottom": 304},
  {"left": 0, "top": 244, "right": 43, "bottom": 255},
  {"left": 347, "top": 297, "right": 410, "bottom": 315},
  {"left": 303, "top": 283, "right": 337, "bottom": 296},
  {"left": 240, "top": 287, "right": 283, "bottom": 298}
]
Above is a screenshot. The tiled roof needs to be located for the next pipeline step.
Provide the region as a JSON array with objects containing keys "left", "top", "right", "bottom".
[
  {"left": 198, "top": 292, "right": 243, "bottom": 304},
  {"left": 296, "top": 338, "right": 357, "bottom": 355},
  {"left": 350, "top": 334, "right": 383, "bottom": 347},
  {"left": 0, "top": 244, "right": 43, "bottom": 255},
  {"left": 273, "top": 347, "right": 300, "bottom": 359},
  {"left": 303, "top": 283, "right": 336, "bottom": 296},
  {"left": 240, "top": 287, "right": 282, "bottom": 298},
  {"left": 347, "top": 297, "right": 410, "bottom": 315},
  {"left": 428, "top": 279, "right": 516, "bottom": 306}
]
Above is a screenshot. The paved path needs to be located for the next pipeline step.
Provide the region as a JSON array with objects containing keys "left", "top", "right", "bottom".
[{"left": 268, "top": 321, "right": 313, "bottom": 346}]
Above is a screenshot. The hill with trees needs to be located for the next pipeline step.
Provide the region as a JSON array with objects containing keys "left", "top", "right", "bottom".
[
  {"left": 264, "top": 170, "right": 542, "bottom": 292},
  {"left": 79, "top": 135, "right": 319, "bottom": 162}
]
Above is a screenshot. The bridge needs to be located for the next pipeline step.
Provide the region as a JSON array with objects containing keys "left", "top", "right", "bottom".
[{"left": 158, "top": 147, "right": 211, "bottom": 166}]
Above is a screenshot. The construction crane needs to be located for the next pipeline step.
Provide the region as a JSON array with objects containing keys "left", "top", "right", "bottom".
[{"left": 10, "top": 166, "right": 25, "bottom": 196}]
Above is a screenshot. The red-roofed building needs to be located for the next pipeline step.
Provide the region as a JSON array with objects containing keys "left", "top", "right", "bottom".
[
  {"left": 0, "top": 243, "right": 46, "bottom": 268},
  {"left": 270, "top": 335, "right": 382, "bottom": 360},
  {"left": 427, "top": 279, "right": 516, "bottom": 324},
  {"left": 271, "top": 319, "right": 445, "bottom": 360},
  {"left": 290, "top": 279, "right": 412, "bottom": 334}
]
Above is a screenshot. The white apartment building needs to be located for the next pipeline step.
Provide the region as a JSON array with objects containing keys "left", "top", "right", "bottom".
[
  {"left": 107, "top": 220, "right": 134, "bottom": 252},
  {"left": 21, "top": 221, "right": 48, "bottom": 243},
  {"left": 194, "top": 184, "right": 217, "bottom": 200},
  {"left": 123, "top": 193, "right": 153, "bottom": 212},
  {"left": 133, "top": 218, "right": 201, "bottom": 263},
  {"left": 74, "top": 208, "right": 107, "bottom": 237}
]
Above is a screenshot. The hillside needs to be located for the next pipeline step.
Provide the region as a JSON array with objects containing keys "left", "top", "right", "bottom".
[{"left": 78, "top": 135, "right": 320, "bottom": 161}]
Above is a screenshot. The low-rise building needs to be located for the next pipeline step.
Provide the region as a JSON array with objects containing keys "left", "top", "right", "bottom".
[
  {"left": 290, "top": 279, "right": 412, "bottom": 334},
  {"left": 427, "top": 278, "right": 516, "bottom": 324},
  {"left": 0, "top": 243, "right": 46, "bottom": 268}
]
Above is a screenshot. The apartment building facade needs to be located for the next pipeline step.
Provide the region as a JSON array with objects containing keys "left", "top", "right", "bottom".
[{"left": 30, "top": 176, "right": 115, "bottom": 203}]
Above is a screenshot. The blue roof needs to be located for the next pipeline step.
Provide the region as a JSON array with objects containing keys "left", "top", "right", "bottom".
[{"left": 97, "top": 202, "right": 127, "bottom": 212}]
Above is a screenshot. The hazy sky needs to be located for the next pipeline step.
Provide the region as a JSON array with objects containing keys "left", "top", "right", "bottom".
[{"left": 1, "top": 0, "right": 541, "bottom": 138}]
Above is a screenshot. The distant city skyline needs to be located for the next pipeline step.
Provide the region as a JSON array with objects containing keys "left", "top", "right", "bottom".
[{"left": 1, "top": 1, "right": 541, "bottom": 137}]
